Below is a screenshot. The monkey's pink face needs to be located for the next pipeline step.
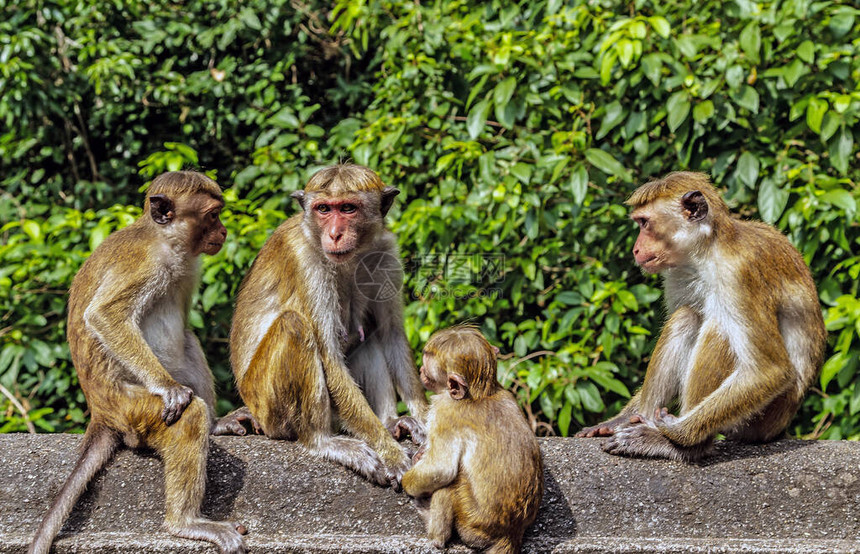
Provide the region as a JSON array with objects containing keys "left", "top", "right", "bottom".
[
  {"left": 630, "top": 206, "right": 679, "bottom": 274},
  {"left": 191, "top": 198, "right": 227, "bottom": 256},
  {"left": 312, "top": 197, "right": 363, "bottom": 263}
]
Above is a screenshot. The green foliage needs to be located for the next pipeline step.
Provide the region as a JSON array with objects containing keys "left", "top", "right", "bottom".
[{"left": 1, "top": 0, "right": 859, "bottom": 438}]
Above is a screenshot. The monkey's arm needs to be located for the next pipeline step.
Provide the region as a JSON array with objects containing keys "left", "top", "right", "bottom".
[
  {"left": 401, "top": 435, "right": 462, "bottom": 498},
  {"left": 323, "top": 352, "right": 409, "bottom": 468},
  {"left": 615, "top": 317, "right": 793, "bottom": 450},
  {"left": 578, "top": 306, "right": 698, "bottom": 437},
  {"left": 84, "top": 277, "right": 192, "bottom": 424}
]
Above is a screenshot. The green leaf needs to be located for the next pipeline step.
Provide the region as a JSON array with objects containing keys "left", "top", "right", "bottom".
[
  {"left": 731, "top": 86, "right": 759, "bottom": 113},
  {"left": 757, "top": 178, "right": 789, "bottom": 224},
  {"left": 783, "top": 59, "right": 808, "bottom": 87},
  {"left": 736, "top": 152, "right": 760, "bottom": 188},
  {"left": 493, "top": 77, "right": 516, "bottom": 110},
  {"left": 821, "top": 352, "right": 846, "bottom": 390},
  {"left": 268, "top": 108, "right": 300, "bottom": 129},
  {"left": 692, "top": 100, "right": 714, "bottom": 123},
  {"left": 666, "top": 91, "right": 690, "bottom": 132},
  {"left": 585, "top": 148, "right": 631, "bottom": 180},
  {"left": 739, "top": 22, "right": 761, "bottom": 64},
  {"left": 648, "top": 16, "right": 671, "bottom": 39},
  {"left": 578, "top": 381, "right": 605, "bottom": 413},
  {"left": 466, "top": 99, "right": 490, "bottom": 140},
  {"left": 596, "top": 101, "right": 625, "bottom": 140},
  {"left": 828, "top": 128, "right": 854, "bottom": 175},
  {"left": 820, "top": 188, "right": 856, "bottom": 217},
  {"left": 570, "top": 164, "right": 588, "bottom": 205},
  {"left": 796, "top": 40, "right": 815, "bottom": 63},
  {"left": 640, "top": 54, "right": 662, "bottom": 87},
  {"left": 558, "top": 402, "right": 572, "bottom": 436},
  {"left": 806, "top": 97, "right": 828, "bottom": 134}
]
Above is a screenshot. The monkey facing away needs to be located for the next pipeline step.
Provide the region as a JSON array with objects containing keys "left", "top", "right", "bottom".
[
  {"left": 230, "top": 163, "right": 427, "bottom": 486},
  {"left": 402, "top": 327, "right": 543, "bottom": 554},
  {"left": 29, "top": 172, "right": 247, "bottom": 554},
  {"left": 576, "top": 172, "right": 827, "bottom": 462}
]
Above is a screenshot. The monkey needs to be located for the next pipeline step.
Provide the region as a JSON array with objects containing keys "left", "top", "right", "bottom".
[
  {"left": 29, "top": 171, "right": 247, "bottom": 554},
  {"left": 576, "top": 171, "right": 827, "bottom": 462},
  {"left": 401, "top": 327, "right": 543, "bottom": 553},
  {"left": 229, "top": 163, "right": 427, "bottom": 486}
]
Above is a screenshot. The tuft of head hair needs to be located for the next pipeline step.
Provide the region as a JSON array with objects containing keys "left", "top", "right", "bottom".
[
  {"left": 424, "top": 326, "right": 499, "bottom": 400},
  {"left": 626, "top": 171, "right": 727, "bottom": 215},
  {"left": 146, "top": 171, "right": 223, "bottom": 203},
  {"left": 304, "top": 163, "right": 386, "bottom": 195}
]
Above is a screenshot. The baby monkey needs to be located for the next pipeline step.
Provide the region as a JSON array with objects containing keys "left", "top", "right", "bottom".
[{"left": 402, "top": 327, "right": 543, "bottom": 554}]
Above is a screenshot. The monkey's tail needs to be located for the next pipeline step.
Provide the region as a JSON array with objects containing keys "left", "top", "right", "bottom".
[{"left": 28, "top": 423, "right": 119, "bottom": 554}]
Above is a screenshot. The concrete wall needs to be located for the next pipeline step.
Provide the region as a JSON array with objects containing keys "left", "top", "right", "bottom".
[{"left": 1, "top": 435, "right": 859, "bottom": 553}]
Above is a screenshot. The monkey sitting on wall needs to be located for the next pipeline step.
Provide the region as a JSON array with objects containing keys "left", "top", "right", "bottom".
[
  {"left": 402, "top": 327, "right": 543, "bottom": 554},
  {"left": 29, "top": 172, "right": 247, "bottom": 554},
  {"left": 230, "top": 163, "right": 427, "bottom": 486},
  {"left": 576, "top": 172, "right": 826, "bottom": 462}
]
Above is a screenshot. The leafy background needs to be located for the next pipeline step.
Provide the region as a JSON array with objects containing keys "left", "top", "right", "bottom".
[{"left": 1, "top": 0, "right": 858, "bottom": 438}]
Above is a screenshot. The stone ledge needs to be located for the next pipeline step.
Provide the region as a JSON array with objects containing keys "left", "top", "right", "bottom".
[{"left": 2, "top": 435, "right": 859, "bottom": 553}]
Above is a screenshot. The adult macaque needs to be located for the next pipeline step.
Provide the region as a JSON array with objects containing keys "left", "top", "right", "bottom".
[
  {"left": 230, "top": 163, "right": 427, "bottom": 486},
  {"left": 577, "top": 172, "right": 826, "bottom": 462},
  {"left": 402, "top": 327, "right": 543, "bottom": 553},
  {"left": 30, "top": 172, "right": 247, "bottom": 554}
]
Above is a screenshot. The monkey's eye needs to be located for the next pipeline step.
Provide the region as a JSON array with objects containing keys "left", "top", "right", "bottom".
[
  {"left": 635, "top": 217, "right": 649, "bottom": 229},
  {"left": 340, "top": 204, "right": 357, "bottom": 214},
  {"left": 316, "top": 204, "right": 331, "bottom": 213}
]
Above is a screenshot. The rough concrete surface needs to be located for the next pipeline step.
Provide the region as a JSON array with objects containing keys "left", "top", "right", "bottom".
[{"left": 1, "top": 435, "right": 859, "bottom": 553}]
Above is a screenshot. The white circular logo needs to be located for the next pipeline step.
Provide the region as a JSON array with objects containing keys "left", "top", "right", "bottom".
[{"left": 354, "top": 251, "right": 403, "bottom": 302}]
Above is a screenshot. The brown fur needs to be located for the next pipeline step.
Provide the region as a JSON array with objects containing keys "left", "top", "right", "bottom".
[
  {"left": 579, "top": 172, "right": 826, "bottom": 463},
  {"left": 230, "top": 164, "right": 426, "bottom": 486},
  {"left": 403, "top": 328, "right": 543, "bottom": 553},
  {"left": 29, "top": 172, "right": 245, "bottom": 554}
]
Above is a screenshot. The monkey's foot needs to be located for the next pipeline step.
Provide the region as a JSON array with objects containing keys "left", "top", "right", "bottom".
[
  {"left": 386, "top": 416, "right": 427, "bottom": 445},
  {"left": 575, "top": 414, "right": 632, "bottom": 437},
  {"left": 212, "top": 407, "right": 262, "bottom": 436},
  {"left": 166, "top": 518, "right": 246, "bottom": 554},
  {"left": 603, "top": 413, "right": 711, "bottom": 463}
]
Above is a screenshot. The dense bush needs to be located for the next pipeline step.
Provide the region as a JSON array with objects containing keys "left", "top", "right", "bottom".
[{"left": 1, "top": 0, "right": 858, "bottom": 438}]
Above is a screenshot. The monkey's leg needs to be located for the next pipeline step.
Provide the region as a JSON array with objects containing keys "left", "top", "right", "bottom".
[
  {"left": 578, "top": 307, "right": 699, "bottom": 438},
  {"left": 137, "top": 396, "right": 245, "bottom": 554},
  {"left": 347, "top": 340, "right": 397, "bottom": 421},
  {"left": 419, "top": 489, "right": 455, "bottom": 549},
  {"left": 242, "top": 312, "right": 390, "bottom": 486},
  {"left": 28, "top": 423, "right": 119, "bottom": 554},
  {"left": 725, "top": 392, "right": 797, "bottom": 443}
]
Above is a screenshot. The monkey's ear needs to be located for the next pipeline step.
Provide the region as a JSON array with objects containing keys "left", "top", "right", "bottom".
[
  {"left": 447, "top": 374, "right": 468, "bottom": 400},
  {"left": 681, "top": 191, "right": 708, "bottom": 222},
  {"left": 491, "top": 345, "right": 500, "bottom": 356},
  {"left": 291, "top": 190, "right": 306, "bottom": 211},
  {"left": 150, "top": 194, "right": 175, "bottom": 225},
  {"left": 380, "top": 186, "right": 400, "bottom": 217}
]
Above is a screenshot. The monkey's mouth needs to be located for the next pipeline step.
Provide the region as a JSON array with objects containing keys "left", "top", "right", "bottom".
[
  {"left": 637, "top": 257, "right": 662, "bottom": 273},
  {"left": 325, "top": 249, "right": 355, "bottom": 263}
]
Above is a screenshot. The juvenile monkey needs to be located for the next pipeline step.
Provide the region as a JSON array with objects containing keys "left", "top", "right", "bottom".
[
  {"left": 577, "top": 172, "right": 826, "bottom": 462},
  {"left": 402, "top": 327, "right": 543, "bottom": 553},
  {"left": 30, "top": 172, "right": 246, "bottom": 554},
  {"left": 230, "top": 163, "right": 427, "bottom": 486}
]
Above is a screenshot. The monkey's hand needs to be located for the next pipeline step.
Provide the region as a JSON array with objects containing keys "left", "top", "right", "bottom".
[
  {"left": 384, "top": 447, "right": 413, "bottom": 492},
  {"left": 158, "top": 383, "right": 194, "bottom": 425},
  {"left": 212, "top": 407, "right": 262, "bottom": 436},
  {"left": 386, "top": 416, "right": 427, "bottom": 445}
]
